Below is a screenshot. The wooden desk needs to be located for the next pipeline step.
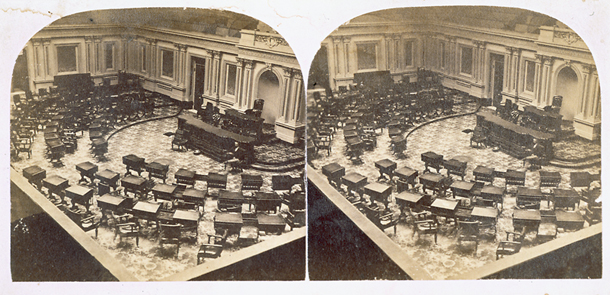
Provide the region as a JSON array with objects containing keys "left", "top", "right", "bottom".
[
  {"left": 224, "top": 109, "right": 264, "bottom": 141},
  {"left": 344, "top": 124, "right": 357, "bottom": 132},
  {"left": 207, "top": 173, "right": 228, "bottom": 190},
  {"left": 97, "top": 194, "right": 133, "bottom": 213},
  {"left": 178, "top": 113, "right": 255, "bottom": 163},
  {"left": 480, "top": 185, "right": 505, "bottom": 208},
  {"left": 375, "top": 159, "right": 397, "bottom": 181},
  {"left": 364, "top": 182, "right": 392, "bottom": 204},
  {"left": 146, "top": 162, "right": 169, "bottom": 183},
  {"left": 513, "top": 209, "right": 541, "bottom": 231},
  {"left": 174, "top": 168, "right": 196, "bottom": 186},
  {"left": 516, "top": 187, "right": 543, "bottom": 209},
  {"left": 151, "top": 183, "right": 177, "bottom": 202},
  {"left": 132, "top": 201, "right": 161, "bottom": 222},
  {"left": 395, "top": 167, "right": 418, "bottom": 191},
  {"left": 505, "top": 170, "right": 526, "bottom": 187},
  {"left": 23, "top": 165, "right": 46, "bottom": 189},
  {"left": 419, "top": 173, "right": 446, "bottom": 195},
  {"left": 473, "top": 165, "right": 494, "bottom": 183},
  {"left": 75, "top": 161, "right": 98, "bottom": 184},
  {"left": 122, "top": 154, "right": 146, "bottom": 176},
  {"left": 241, "top": 174, "right": 263, "bottom": 191},
  {"left": 182, "top": 188, "right": 207, "bottom": 208},
  {"left": 322, "top": 163, "right": 345, "bottom": 187},
  {"left": 443, "top": 158, "right": 467, "bottom": 180},
  {"left": 539, "top": 171, "right": 561, "bottom": 187},
  {"left": 173, "top": 209, "right": 199, "bottom": 228},
  {"left": 553, "top": 188, "right": 580, "bottom": 210},
  {"left": 95, "top": 169, "right": 120, "bottom": 189},
  {"left": 65, "top": 185, "right": 94, "bottom": 212},
  {"left": 476, "top": 110, "right": 554, "bottom": 159},
  {"left": 395, "top": 191, "right": 425, "bottom": 209},
  {"left": 450, "top": 180, "right": 475, "bottom": 198},
  {"left": 218, "top": 190, "right": 244, "bottom": 212},
  {"left": 421, "top": 151, "right": 443, "bottom": 173},
  {"left": 255, "top": 192, "right": 283, "bottom": 213},
  {"left": 257, "top": 214, "right": 286, "bottom": 234},
  {"left": 344, "top": 130, "right": 359, "bottom": 140},
  {"left": 214, "top": 212, "right": 243, "bottom": 234},
  {"left": 121, "top": 175, "right": 147, "bottom": 199},
  {"left": 555, "top": 210, "right": 584, "bottom": 230},
  {"left": 471, "top": 206, "right": 498, "bottom": 222},
  {"left": 341, "top": 172, "right": 367, "bottom": 197},
  {"left": 42, "top": 175, "right": 69, "bottom": 201},
  {"left": 430, "top": 198, "right": 459, "bottom": 217}
]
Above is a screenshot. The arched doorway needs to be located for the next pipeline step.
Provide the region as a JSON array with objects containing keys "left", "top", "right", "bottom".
[
  {"left": 554, "top": 67, "right": 579, "bottom": 120},
  {"left": 256, "top": 70, "right": 281, "bottom": 124}
]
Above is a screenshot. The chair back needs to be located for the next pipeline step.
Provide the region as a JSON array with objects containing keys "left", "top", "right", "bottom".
[
  {"left": 458, "top": 220, "right": 480, "bottom": 236},
  {"left": 253, "top": 99, "right": 264, "bottom": 111},
  {"left": 161, "top": 224, "right": 182, "bottom": 240}
]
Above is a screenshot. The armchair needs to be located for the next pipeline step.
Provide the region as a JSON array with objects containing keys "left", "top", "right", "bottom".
[
  {"left": 457, "top": 221, "right": 479, "bottom": 255},
  {"left": 197, "top": 229, "right": 228, "bottom": 264},
  {"left": 160, "top": 224, "right": 181, "bottom": 257},
  {"left": 111, "top": 212, "right": 140, "bottom": 247},
  {"left": 496, "top": 231, "right": 525, "bottom": 260},
  {"left": 66, "top": 208, "right": 101, "bottom": 238}
]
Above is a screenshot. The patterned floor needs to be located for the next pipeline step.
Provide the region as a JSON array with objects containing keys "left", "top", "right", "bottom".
[
  {"left": 11, "top": 105, "right": 303, "bottom": 281},
  {"left": 309, "top": 102, "right": 601, "bottom": 280}
]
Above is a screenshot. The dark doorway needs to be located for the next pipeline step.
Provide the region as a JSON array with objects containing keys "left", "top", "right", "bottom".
[
  {"left": 308, "top": 45, "right": 330, "bottom": 92},
  {"left": 192, "top": 56, "right": 206, "bottom": 110},
  {"left": 490, "top": 53, "right": 504, "bottom": 105},
  {"left": 11, "top": 49, "right": 29, "bottom": 93}
]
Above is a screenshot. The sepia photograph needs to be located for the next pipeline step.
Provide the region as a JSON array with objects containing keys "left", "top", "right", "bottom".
[
  {"left": 307, "top": 6, "right": 602, "bottom": 280},
  {"left": 2, "top": 0, "right": 609, "bottom": 294},
  {"left": 9, "top": 7, "right": 306, "bottom": 281}
]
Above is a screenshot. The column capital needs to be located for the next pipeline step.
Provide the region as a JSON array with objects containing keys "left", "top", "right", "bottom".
[
  {"left": 582, "top": 64, "right": 596, "bottom": 75},
  {"left": 146, "top": 38, "right": 157, "bottom": 45}
]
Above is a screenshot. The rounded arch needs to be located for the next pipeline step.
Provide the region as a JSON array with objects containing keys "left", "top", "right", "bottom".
[
  {"left": 552, "top": 63, "right": 581, "bottom": 121},
  {"left": 252, "top": 67, "right": 284, "bottom": 124}
]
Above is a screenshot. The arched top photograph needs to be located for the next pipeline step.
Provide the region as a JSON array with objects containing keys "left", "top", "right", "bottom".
[
  {"left": 307, "top": 6, "right": 601, "bottom": 281},
  {"left": 9, "top": 7, "right": 306, "bottom": 282}
]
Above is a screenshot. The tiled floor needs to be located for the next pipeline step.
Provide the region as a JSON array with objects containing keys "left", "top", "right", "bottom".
[
  {"left": 309, "top": 102, "right": 601, "bottom": 279},
  {"left": 12, "top": 105, "right": 304, "bottom": 281}
]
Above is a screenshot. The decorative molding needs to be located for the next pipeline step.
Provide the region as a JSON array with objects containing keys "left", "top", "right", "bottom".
[
  {"left": 554, "top": 31, "right": 581, "bottom": 45},
  {"left": 237, "top": 48, "right": 298, "bottom": 65},
  {"left": 255, "top": 34, "right": 289, "bottom": 48},
  {"left": 582, "top": 64, "right": 596, "bottom": 75}
]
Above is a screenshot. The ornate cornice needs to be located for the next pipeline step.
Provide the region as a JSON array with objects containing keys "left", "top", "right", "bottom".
[
  {"left": 554, "top": 31, "right": 581, "bottom": 45},
  {"left": 255, "top": 34, "right": 289, "bottom": 48}
]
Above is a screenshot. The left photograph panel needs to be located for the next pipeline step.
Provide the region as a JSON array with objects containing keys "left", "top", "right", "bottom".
[{"left": 9, "top": 8, "right": 306, "bottom": 281}]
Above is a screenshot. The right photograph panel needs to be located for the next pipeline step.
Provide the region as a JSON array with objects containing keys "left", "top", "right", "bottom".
[{"left": 307, "top": 6, "right": 601, "bottom": 280}]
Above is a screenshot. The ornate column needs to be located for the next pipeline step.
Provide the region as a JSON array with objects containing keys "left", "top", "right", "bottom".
[
  {"left": 84, "top": 36, "right": 93, "bottom": 73},
  {"left": 239, "top": 59, "right": 254, "bottom": 108},
  {"left": 541, "top": 56, "right": 554, "bottom": 105},
  {"left": 533, "top": 54, "right": 543, "bottom": 106},
  {"left": 42, "top": 39, "right": 51, "bottom": 76},
  {"left": 121, "top": 37, "right": 128, "bottom": 71},
  {"left": 342, "top": 37, "right": 351, "bottom": 75},
  {"left": 234, "top": 58, "right": 245, "bottom": 106},
  {"left": 174, "top": 44, "right": 187, "bottom": 87},
  {"left": 146, "top": 38, "right": 157, "bottom": 78},
  {"left": 289, "top": 71, "right": 303, "bottom": 123},
  {"left": 578, "top": 64, "right": 593, "bottom": 119},
  {"left": 31, "top": 39, "right": 43, "bottom": 79},
  {"left": 94, "top": 37, "right": 102, "bottom": 74},
  {"left": 280, "top": 66, "right": 294, "bottom": 122},
  {"left": 332, "top": 38, "right": 343, "bottom": 76},
  {"left": 574, "top": 64, "right": 600, "bottom": 140},
  {"left": 206, "top": 50, "right": 221, "bottom": 100}
]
